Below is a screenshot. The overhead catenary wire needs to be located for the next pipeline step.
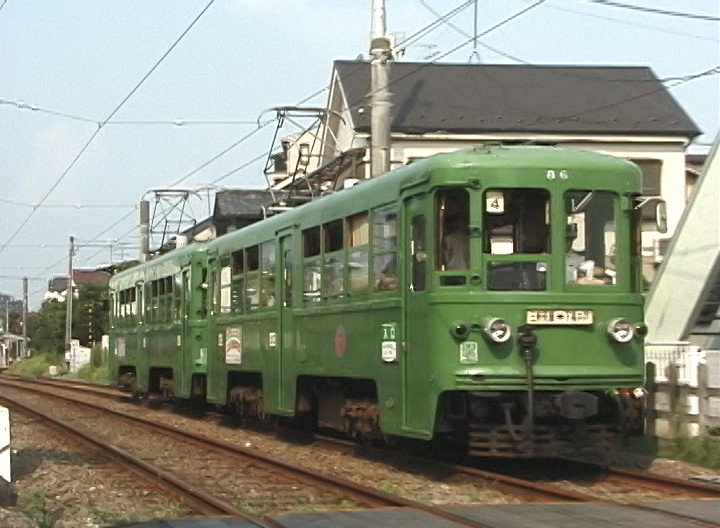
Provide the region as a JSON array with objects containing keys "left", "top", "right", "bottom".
[
  {"left": 0, "top": 0, "right": 217, "bottom": 257},
  {"left": 0, "top": 197, "right": 135, "bottom": 209},
  {"left": 0, "top": 99, "right": 258, "bottom": 126},
  {"left": 412, "top": 3, "right": 720, "bottom": 87},
  {"left": 550, "top": 65, "right": 720, "bottom": 122},
  {"left": 546, "top": 3, "right": 718, "bottom": 42},
  {"left": 582, "top": 0, "right": 720, "bottom": 22}
]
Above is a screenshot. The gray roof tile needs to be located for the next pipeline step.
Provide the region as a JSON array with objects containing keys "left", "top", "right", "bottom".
[{"left": 335, "top": 61, "right": 700, "bottom": 137}]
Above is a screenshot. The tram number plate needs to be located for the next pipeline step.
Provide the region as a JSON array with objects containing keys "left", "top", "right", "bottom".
[{"left": 526, "top": 309, "right": 593, "bottom": 325}]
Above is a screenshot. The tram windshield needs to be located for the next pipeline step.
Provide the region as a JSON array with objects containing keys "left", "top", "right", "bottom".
[
  {"left": 565, "top": 190, "right": 617, "bottom": 286},
  {"left": 484, "top": 188, "right": 550, "bottom": 291}
]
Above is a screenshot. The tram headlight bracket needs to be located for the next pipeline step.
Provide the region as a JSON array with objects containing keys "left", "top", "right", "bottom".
[
  {"left": 451, "top": 322, "right": 470, "bottom": 340},
  {"left": 608, "top": 318, "right": 634, "bottom": 343},
  {"left": 484, "top": 318, "right": 512, "bottom": 344}
]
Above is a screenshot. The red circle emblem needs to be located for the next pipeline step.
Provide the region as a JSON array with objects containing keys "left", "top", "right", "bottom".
[{"left": 334, "top": 325, "right": 347, "bottom": 357}]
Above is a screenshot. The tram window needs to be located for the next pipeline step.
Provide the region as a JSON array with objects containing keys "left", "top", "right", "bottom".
[
  {"left": 220, "top": 257, "right": 232, "bottom": 314},
  {"left": 488, "top": 262, "right": 547, "bottom": 291},
  {"left": 411, "top": 215, "right": 427, "bottom": 291},
  {"left": 324, "top": 220, "right": 344, "bottom": 253},
  {"left": 156, "top": 279, "right": 164, "bottom": 321},
  {"left": 260, "top": 241, "right": 276, "bottom": 308},
  {"left": 231, "top": 252, "right": 244, "bottom": 313},
  {"left": 348, "top": 212, "right": 369, "bottom": 293},
  {"left": 246, "top": 246, "right": 260, "bottom": 310},
  {"left": 348, "top": 212, "right": 369, "bottom": 247},
  {"left": 373, "top": 206, "right": 398, "bottom": 292},
  {"left": 323, "top": 220, "right": 344, "bottom": 298},
  {"left": 151, "top": 281, "right": 159, "bottom": 322},
  {"left": 565, "top": 191, "right": 617, "bottom": 286},
  {"left": 303, "top": 227, "right": 321, "bottom": 257},
  {"left": 303, "top": 259, "right": 322, "bottom": 303},
  {"left": 173, "top": 274, "right": 181, "bottom": 322},
  {"left": 166, "top": 277, "right": 174, "bottom": 322},
  {"left": 303, "top": 227, "right": 322, "bottom": 303},
  {"left": 145, "top": 284, "right": 152, "bottom": 322},
  {"left": 484, "top": 189, "right": 550, "bottom": 255},
  {"left": 373, "top": 207, "right": 397, "bottom": 251},
  {"left": 232, "top": 250, "right": 244, "bottom": 275},
  {"left": 283, "top": 244, "right": 293, "bottom": 308},
  {"left": 325, "top": 255, "right": 345, "bottom": 297},
  {"left": 437, "top": 189, "right": 469, "bottom": 270}
]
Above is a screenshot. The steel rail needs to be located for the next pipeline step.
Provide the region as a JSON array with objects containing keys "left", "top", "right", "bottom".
[
  {"left": 0, "top": 392, "right": 257, "bottom": 522},
  {"left": 8, "top": 375, "right": 719, "bottom": 526},
  {"left": 305, "top": 435, "right": 720, "bottom": 527},
  {"left": 0, "top": 379, "right": 495, "bottom": 528}
]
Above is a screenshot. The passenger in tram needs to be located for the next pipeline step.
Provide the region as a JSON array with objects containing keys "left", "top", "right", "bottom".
[{"left": 442, "top": 215, "right": 469, "bottom": 270}]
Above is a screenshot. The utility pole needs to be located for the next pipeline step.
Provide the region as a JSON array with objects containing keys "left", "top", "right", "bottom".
[
  {"left": 64, "top": 235, "right": 75, "bottom": 359},
  {"left": 138, "top": 200, "right": 150, "bottom": 263},
  {"left": 22, "top": 277, "right": 28, "bottom": 358},
  {"left": 370, "top": 0, "right": 392, "bottom": 177}
]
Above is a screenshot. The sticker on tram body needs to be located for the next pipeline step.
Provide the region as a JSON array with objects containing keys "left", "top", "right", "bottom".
[
  {"left": 459, "top": 341, "right": 479, "bottom": 364},
  {"left": 526, "top": 309, "right": 593, "bottom": 325},
  {"left": 381, "top": 323, "right": 398, "bottom": 362},
  {"left": 225, "top": 327, "right": 242, "bottom": 364}
]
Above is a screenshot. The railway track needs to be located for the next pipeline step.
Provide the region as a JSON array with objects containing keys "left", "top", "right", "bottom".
[
  {"left": 0, "top": 377, "right": 501, "bottom": 528},
  {"left": 6, "top": 375, "right": 720, "bottom": 527},
  {"left": 0, "top": 390, "right": 250, "bottom": 520}
]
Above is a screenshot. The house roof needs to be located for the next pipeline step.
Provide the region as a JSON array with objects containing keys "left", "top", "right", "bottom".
[
  {"left": 213, "top": 190, "right": 286, "bottom": 220},
  {"left": 48, "top": 269, "right": 110, "bottom": 292},
  {"left": 334, "top": 61, "right": 701, "bottom": 138}
]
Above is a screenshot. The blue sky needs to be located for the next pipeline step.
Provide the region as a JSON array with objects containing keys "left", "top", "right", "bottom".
[{"left": 0, "top": 0, "right": 718, "bottom": 308}]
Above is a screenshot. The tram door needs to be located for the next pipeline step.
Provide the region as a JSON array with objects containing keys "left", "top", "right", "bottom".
[
  {"left": 403, "top": 194, "right": 432, "bottom": 432},
  {"left": 269, "top": 233, "right": 294, "bottom": 414}
]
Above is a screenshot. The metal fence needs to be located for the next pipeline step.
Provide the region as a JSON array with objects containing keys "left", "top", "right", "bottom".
[{"left": 645, "top": 344, "right": 720, "bottom": 437}]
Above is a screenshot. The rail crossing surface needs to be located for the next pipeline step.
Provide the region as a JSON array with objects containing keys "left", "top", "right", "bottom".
[{"left": 119, "top": 500, "right": 720, "bottom": 528}]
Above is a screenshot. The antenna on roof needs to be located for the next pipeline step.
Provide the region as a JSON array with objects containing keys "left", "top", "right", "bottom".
[{"left": 468, "top": 0, "right": 481, "bottom": 64}]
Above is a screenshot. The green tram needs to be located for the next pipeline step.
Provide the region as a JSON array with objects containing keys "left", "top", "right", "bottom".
[{"left": 110, "top": 145, "right": 664, "bottom": 456}]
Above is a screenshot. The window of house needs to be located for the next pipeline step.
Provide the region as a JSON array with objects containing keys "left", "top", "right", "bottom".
[
  {"left": 246, "top": 246, "right": 260, "bottom": 310},
  {"left": 347, "top": 212, "right": 369, "bottom": 292},
  {"left": 373, "top": 206, "right": 398, "bottom": 292},
  {"left": 323, "top": 220, "right": 344, "bottom": 297},
  {"left": 632, "top": 159, "right": 662, "bottom": 196},
  {"left": 299, "top": 143, "right": 311, "bottom": 166},
  {"left": 631, "top": 159, "right": 662, "bottom": 221},
  {"left": 303, "top": 227, "right": 322, "bottom": 303}
]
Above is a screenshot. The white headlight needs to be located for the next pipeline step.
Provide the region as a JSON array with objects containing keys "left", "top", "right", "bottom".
[
  {"left": 485, "top": 318, "right": 512, "bottom": 344},
  {"left": 608, "top": 318, "right": 634, "bottom": 343}
]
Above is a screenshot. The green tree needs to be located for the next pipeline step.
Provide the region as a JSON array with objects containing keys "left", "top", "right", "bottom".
[
  {"left": 27, "top": 299, "right": 66, "bottom": 354},
  {"left": 27, "top": 283, "right": 109, "bottom": 354},
  {"left": 73, "top": 284, "right": 109, "bottom": 347}
]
